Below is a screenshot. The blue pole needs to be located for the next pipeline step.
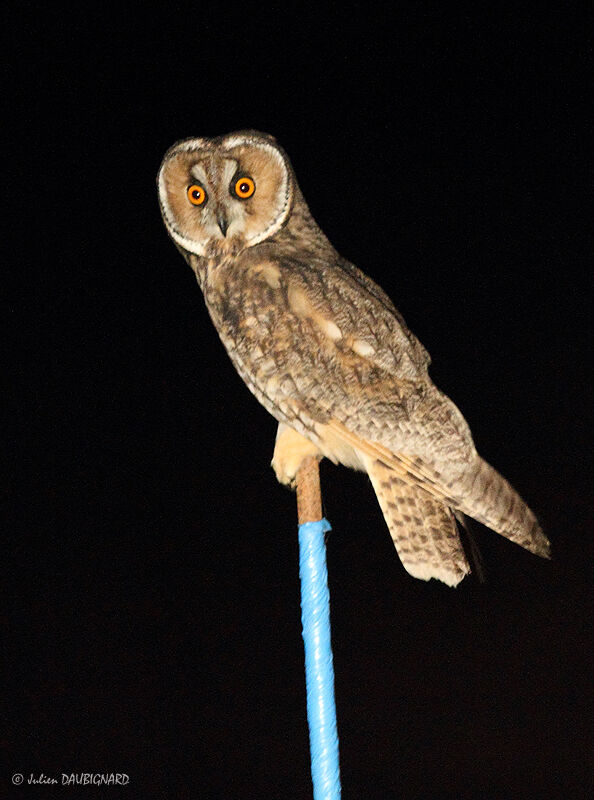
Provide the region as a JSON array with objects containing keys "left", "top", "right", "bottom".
[{"left": 299, "top": 518, "right": 341, "bottom": 800}]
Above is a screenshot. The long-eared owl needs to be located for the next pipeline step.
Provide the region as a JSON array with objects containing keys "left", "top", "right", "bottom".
[{"left": 157, "top": 130, "right": 550, "bottom": 586}]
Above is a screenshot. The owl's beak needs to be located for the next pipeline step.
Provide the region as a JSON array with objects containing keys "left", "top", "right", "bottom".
[{"left": 216, "top": 211, "right": 229, "bottom": 237}]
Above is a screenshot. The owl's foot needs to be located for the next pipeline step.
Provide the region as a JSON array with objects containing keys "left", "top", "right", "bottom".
[{"left": 271, "top": 424, "right": 322, "bottom": 489}]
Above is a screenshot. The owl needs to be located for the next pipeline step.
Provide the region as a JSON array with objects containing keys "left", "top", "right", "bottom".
[{"left": 157, "top": 130, "right": 550, "bottom": 586}]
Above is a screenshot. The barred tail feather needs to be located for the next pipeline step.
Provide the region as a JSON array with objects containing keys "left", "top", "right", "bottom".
[
  {"left": 362, "top": 455, "right": 470, "bottom": 587},
  {"left": 456, "top": 458, "right": 551, "bottom": 559},
  {"left": 324, "top": 421, "right": 550, "bottom": 577}
]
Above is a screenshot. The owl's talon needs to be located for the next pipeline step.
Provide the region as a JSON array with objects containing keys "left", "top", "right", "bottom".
[{"left": 272, "top": 424, "right": 321, "bottom": 488}]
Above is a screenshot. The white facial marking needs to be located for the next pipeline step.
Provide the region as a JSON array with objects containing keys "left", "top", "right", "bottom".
[
  {"left": 222, "top": 159, "right": 238, "bottom": 186},
  {"left": 221, "top": 135, "right": 292, "bottom": 246},
  {"left": 190, "top": 163, "right": 208, "bottom": 184},
  {"left": 172, "top": 138, "right": 210, "bottom": 153},
  {"left": 158, "top": 163, "right": 207, "bottom": 256}
]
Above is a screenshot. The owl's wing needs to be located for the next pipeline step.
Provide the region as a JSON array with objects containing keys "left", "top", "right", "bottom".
[
  {"left": 218, "top": 253, "right": 473, "bottom": 468},
  {"left": 218, "top": 254, "right": 549, "bottom": 559},
  {"left": 335, "top": 257, "right": 431, "bottom": 369}
]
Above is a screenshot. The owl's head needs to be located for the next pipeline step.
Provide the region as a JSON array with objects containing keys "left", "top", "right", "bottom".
[{"left": 157, "top": 130, "right": 294, "bottom": 258}]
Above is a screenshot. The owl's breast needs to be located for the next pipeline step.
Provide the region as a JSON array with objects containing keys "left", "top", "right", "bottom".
[
  {"left": 203, "top": 254, "right": 280, "bottom": 336},
  {"left": 201, "top": 255, "right": 286, "bottom": 372},
  {"left": 200, "top": 254, "right": 315, "bottom": 429}
]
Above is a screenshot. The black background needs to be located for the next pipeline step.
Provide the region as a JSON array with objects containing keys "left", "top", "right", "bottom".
[{"left": 6, "top": 4, "right": 592, "bottom": 799}]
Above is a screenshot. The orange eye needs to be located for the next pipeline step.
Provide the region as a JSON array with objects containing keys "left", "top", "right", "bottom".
[
  {"left": 187, "top": 184, "right": 207, "bottom": 205},
  {"left": 233, "top": 176, "right": 256, "bottom": 199}
]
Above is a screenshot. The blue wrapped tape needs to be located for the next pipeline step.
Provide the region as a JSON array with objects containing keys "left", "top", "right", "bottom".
[{"left": 298, "top": 518, "right": 341, "bottom": 800}]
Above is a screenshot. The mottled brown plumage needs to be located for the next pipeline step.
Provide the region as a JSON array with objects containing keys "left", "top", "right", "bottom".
[{"left": 158, "top": 130, "right": 550, "bottom": 586}]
